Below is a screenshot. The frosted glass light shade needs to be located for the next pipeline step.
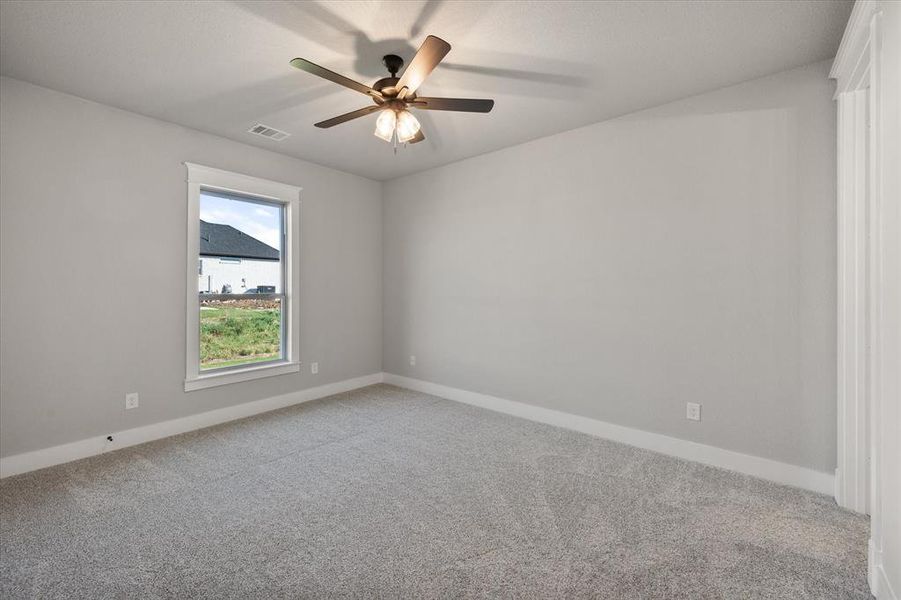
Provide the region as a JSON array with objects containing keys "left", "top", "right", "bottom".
[
  {"left": 395, "top": 110, "right": 421, "bottom": 143},
  {"left": 374, "top": 109, "right": 397, "bottom": 142}
]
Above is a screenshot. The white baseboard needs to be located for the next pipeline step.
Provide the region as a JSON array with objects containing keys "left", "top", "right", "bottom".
[
  {"left": 834, "top": 467, "right": 841, "bottom": 505},
  {"left": 383, "top": 373, "right": 835, "bottom": 496},
  {"left": 870, "top": 539, "right": 878, "bottom": 595},
  {"left": 2, "top": 371, "right": 837, "bottom": 497},
  {"left": 0, "top": 372, "right": 385, "bottom": 479},
  {"left": 875, "top": 566, "right": 897, "bottom": 600},
  {"left": 870, "top": 539, "right": 898, "bottom": 600}
]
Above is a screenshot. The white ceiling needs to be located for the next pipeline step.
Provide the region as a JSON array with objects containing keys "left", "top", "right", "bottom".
[{"left": 0, "top": 0, "right": 851, "bottom": 181}]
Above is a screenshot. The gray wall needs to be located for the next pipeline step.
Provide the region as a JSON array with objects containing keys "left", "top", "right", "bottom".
[
  {"left": 0, "top": 77, "right": 382, "bottom": 457},
  {"left": 383, "top": 61, "right": 836, "bottom": 473},
  {"left": 1, "top": 61, "right": 838, "bottom": 474}
]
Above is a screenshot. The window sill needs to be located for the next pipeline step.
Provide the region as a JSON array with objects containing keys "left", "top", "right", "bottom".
[{"left": 185, "top": 360, "right": 300, "bottom": 392}]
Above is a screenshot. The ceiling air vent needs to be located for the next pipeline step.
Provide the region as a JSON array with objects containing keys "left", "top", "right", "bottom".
[{"left": 247, "top": 123, "right": 290, "bottom": 141}]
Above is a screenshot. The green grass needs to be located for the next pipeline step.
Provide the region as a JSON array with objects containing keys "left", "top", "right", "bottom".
[{"left": 200, "top": 305, "right": 281, "bottom": 370}]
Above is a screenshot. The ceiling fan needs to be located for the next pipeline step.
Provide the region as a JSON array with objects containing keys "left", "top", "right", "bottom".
[{"left": 290, "top": 35, "right": 494, "bottom": 145}]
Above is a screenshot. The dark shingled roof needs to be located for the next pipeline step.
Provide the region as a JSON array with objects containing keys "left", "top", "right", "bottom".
[{"left": 200, "top": 220, "right": 279, "bottom": 261}]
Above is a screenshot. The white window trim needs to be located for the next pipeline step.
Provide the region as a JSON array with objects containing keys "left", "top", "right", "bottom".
[{"left": 184, "top": 162, "right": 301, "bottom": 392}]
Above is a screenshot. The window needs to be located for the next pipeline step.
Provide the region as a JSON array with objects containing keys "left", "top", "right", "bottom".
[{"left": 185, "top": 163, "right": 300, "bottom": 391}]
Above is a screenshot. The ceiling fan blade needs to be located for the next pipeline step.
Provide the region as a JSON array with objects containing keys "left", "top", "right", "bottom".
[
  {"left": 314, "top": 105, "right": 382, "bottom": 128},
  {"left": 408, "top": 129, "right": 425, "bottom": 144},
  {"left": 396, "top": 35, "right": 451, "bottom": 99},
  {"left": 411, "top": 97, "right": 494, "bottom": 113},
  {"left": 290, "top": 58, "right": 383, "bottom": 99}
]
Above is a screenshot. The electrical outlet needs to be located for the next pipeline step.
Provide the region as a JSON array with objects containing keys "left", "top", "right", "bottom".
[
  {"left": 311, "top": 362, "right": 319, "bottom": 375},
  {"left": 409, "top": 355, "right": 416, "bottom": 366},
  {"left": 686, "top": 402, "right": 701, "bottom": 422},
  {"left": 125, "top": 392, "right": 140, "bottom": 410}
]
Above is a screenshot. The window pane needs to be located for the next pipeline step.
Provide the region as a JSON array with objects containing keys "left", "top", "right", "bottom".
[
  {"left": 198, "top": 190, "right": 284, "bottom": 371},
  {"left": 200, "top": 297, "right": 282, "bottom": 370},
  {"left": 199, "top": 191, "right": 282, "bottom": 295}
]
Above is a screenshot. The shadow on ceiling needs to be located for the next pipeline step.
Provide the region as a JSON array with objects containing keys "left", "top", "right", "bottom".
[{"left": 232, "top": 0, "right": 595, "bottom": 96}]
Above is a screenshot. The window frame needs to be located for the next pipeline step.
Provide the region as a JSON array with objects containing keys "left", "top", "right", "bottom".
[{"left": 184, "top": 163, "right": 301, "bottom": 391}]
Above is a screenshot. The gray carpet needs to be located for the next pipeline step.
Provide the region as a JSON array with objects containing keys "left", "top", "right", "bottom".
[{"left": 1, "top": 384, "right": 869, "bottom": 599}]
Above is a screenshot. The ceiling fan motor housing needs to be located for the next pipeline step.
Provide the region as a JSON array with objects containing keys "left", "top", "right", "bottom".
[
  {"left": 372, "top": 77, "right": 400, "bottom": 96},
  {"left": 373, "top": 55, "right": 412, "bottom": 102}
]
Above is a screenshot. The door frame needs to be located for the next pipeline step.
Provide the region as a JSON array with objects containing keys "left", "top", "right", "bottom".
[
  {"left": 831, "top": 1, "right": 897, "bottom": 597},
  {"left": 831, "top": 0, "right": 876, "bottom": 516}
]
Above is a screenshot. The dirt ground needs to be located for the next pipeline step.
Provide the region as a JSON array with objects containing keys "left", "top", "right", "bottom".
[{"left": 200, "top": 298, "right": 280, "bottom": 310}]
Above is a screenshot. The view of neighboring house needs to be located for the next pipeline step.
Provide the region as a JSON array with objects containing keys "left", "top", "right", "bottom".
[{"left": 199, "top": 220, "right": 280, "bottom": 293}]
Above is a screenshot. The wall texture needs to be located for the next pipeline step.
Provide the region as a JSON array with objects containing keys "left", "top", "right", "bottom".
[
  {"left": 383, "top": 61, "right": 836, "bottom": 473},
  {"left": 0, "top": 77, "right": 382, "bottom": 457}
]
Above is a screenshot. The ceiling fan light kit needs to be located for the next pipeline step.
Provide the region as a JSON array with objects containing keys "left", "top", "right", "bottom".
[{"left": 290, "top": 35, "right": 494, "bottom": 147}]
